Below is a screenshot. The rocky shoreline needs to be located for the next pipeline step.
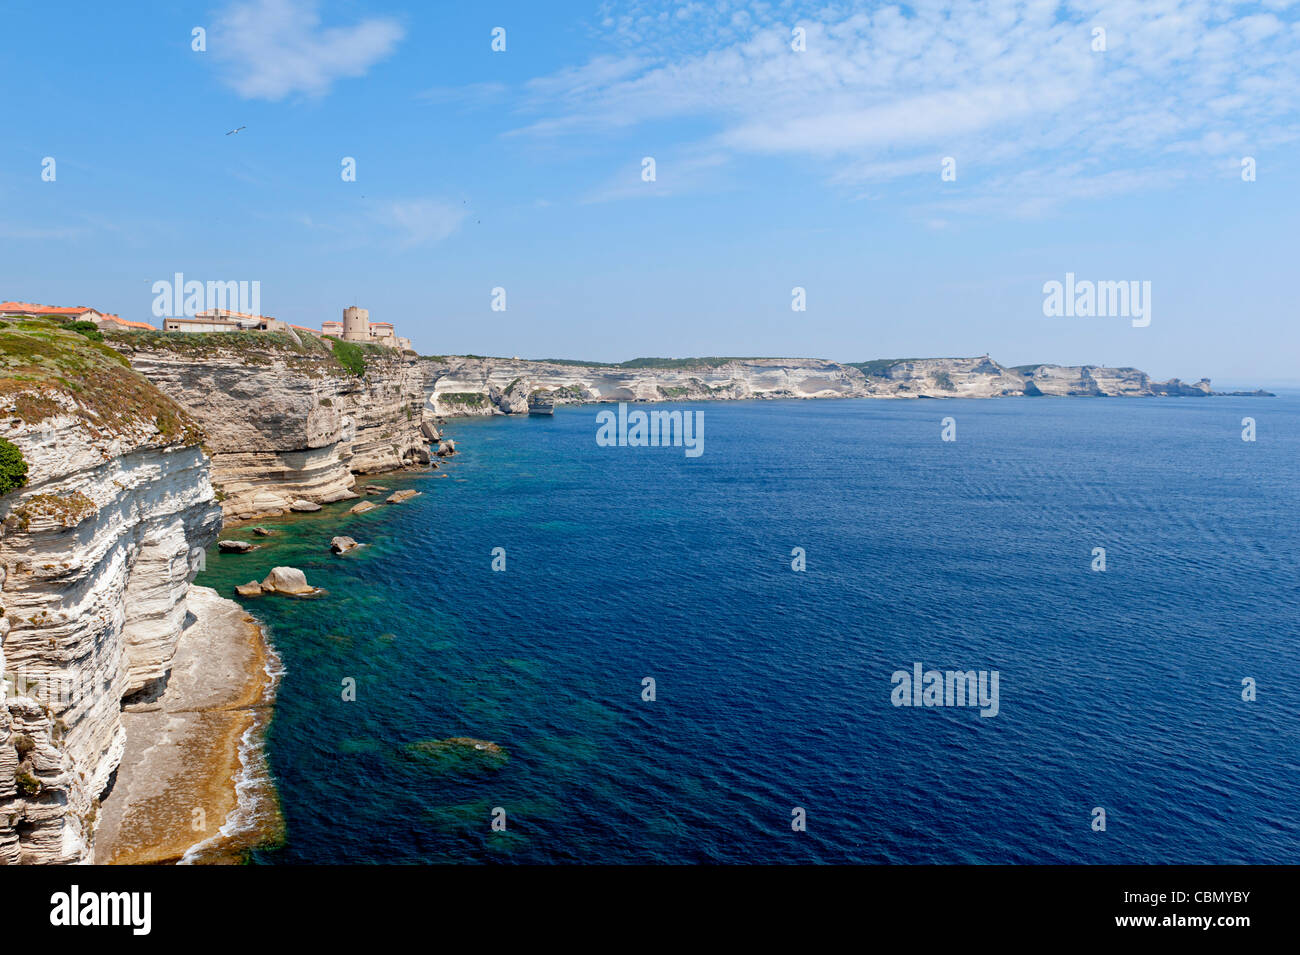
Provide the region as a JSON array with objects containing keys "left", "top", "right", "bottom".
[
  {"left": 2, "top": 321, "right": 431, "bottom": 864},
  {"left": 94, "top": 586, "right": 281, "bottom": 864}
]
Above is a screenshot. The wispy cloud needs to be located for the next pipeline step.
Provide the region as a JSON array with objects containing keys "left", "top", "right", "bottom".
[
  {"left": 501, "top": 0, "right": 1300, "bottom": 215},
  {"left": 211, "top": 0, "right": 403, "bottom": 100}
]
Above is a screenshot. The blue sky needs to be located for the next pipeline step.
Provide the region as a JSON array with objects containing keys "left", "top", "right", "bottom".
[{"left": 2, "top": 0, "right": 1298, "bottom": 383}]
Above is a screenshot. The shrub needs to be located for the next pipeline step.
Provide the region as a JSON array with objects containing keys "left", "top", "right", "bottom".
[
  {"left": 15, "top": 771, "right": 40, "bottom": 796},
  {"left": 331, "top": 339, "right": 366, "bottom": 377},
  {"left": 12, "top": 734, "right": 35, "bottom": 759},
  {"left": 62, "top": 320, "right": 103, "bottom": 342},
  {"left": 0, "top": 439, "right": 28, "bottom": 496}
]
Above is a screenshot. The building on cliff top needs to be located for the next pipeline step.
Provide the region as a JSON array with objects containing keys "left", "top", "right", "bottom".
[
  {"left": 0, "top": 301, "right": 155, "bottom": 331},
  {"left": 163, "top": 308, "right": 292, "bottom": 334},
  {"left": 320, "top": 306, "right": 411, "bottom": 351}
]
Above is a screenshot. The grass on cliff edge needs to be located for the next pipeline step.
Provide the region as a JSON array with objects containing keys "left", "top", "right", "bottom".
[
  {"left": 106, "top": 327, "right": 390, "bottom": 377},
  {"left": 0, "top": 317, "right": 202, "bottom": 444}
]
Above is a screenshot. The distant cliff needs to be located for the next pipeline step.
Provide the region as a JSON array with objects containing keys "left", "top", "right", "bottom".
[
  {"left": 422, "top": 354, "right": 1234, "bottom": 414},
  {"left": 110, "top": 331, "right": 430, "bottom": 522},
  {"left": 0, "top": 319, "right": 221, "bottom": 863}
]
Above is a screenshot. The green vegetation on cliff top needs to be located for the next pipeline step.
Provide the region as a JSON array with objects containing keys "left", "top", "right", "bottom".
[
  {"left": 106, "top": 326, "right": 390, "bottom": 377},
  {"left": 0, "top": 316, "right": 201, "bottom": 444}
]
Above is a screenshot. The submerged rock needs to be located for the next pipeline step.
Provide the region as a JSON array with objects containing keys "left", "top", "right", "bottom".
[
  {"left": 330, "top": 536, "right": 360, "bottom": 555},
  {"left": 260, "top": 566, "right": 318, "bottom": 595},
  {"left": 290, "top": 499, "right": 321, "bottom": 512},
  {"left": 349, "top": 500, "right": 378, "bottom": 515},
  {"left": 218, "top": 540, "right": 256, "bottom": 553},
  {"left": 363, "top": 485, "right": 389, "bottom": 494},
  {"left": 250, "top": 526, "right": 275, "bottom": 537},
  {"left": 235, "top": 581, "right": 263, "bottom": 597},
  {"left": 387, "top": 489, "right": 420, "bottom": 504},
  {"left": 404, "top": 737, "right": 507, "bottom": 772}
]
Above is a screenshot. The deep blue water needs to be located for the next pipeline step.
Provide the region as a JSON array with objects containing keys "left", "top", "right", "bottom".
[{"left": 199, "top": 396, "right": 1300, "bottom": 864}]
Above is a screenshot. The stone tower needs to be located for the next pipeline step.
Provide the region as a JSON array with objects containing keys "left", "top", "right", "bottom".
[{"left": 342, "top": 306, "right": 370, "bottom": 342}]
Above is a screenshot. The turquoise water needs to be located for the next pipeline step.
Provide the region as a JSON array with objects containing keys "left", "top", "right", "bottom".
[{"left": 198, "top": 396, "right": 1300, "bottom": 864}]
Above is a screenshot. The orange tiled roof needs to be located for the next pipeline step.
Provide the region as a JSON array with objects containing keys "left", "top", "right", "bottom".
[
  {"left": 0, "top": 301, "right": 98, "bottom": 316},
  {"left": 0, "top": 302, "right": 154, "bottom": 330},
  {"left": 98, "top": 314, "right": 156, "bottom": 331}
]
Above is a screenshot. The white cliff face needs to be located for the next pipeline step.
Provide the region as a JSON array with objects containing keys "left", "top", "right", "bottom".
[
  {"left": 425, "top": 357, "right": 870, "bottom": 413},
  {"left": 117, "top": 336, "right": 428, "bottom": 522},
  {"left": 1, "top": 324, "right": 221, "bottom": 864},
  {"left": 0, "top": 421, "right": 220, "bottom": 864},
  {"left": 423, "top": 355, "right": 1214, "bottom": 412}
]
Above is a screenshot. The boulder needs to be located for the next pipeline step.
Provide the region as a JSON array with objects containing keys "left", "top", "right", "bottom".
[
  {"left": 420, "top": 420, "right": 441, "bottom": 441},
  {"left": 350, "top": 500, "right": 378, "bottom": 515},
  {"left": 235, "top": 581, "right": 263, "bottom": 597},
  {"left": 489, "top": 381, "right": 530, "bottom": 414},
  {"left": 435, "top": 440, "right": 456, "bottom": 457},
  {"left": 218, "top": 540, "right": 256, "bottom": 554},
  {"left": 260, "top": 566, "right": 317, "bottom": 595},
  {"left": 363, "top": 485, "right": 389, "bottom": 494},
  {"left": 330, "top": 536, "right": 360, "bottom": 555},
  {"left": 290, "top": 499, "right": 322, "bottom": 512},
  {"left": 387, "top": 489, "right": 420, "bottom": 504},
  {"left": 251, "top": 526, "right": 275, "bottom": 537}
]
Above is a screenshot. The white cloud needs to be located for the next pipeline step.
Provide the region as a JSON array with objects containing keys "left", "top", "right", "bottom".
[
  {"left": 212, "top": 0, "right": 403, "bottom": 100},
  {"left": 504, "top": 0, "right": 1300, "bottom": 215}
]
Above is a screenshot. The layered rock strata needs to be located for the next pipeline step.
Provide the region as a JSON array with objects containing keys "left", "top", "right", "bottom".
[
  {"left": 1, "top": 321, "right": 221, "bottom": 863},
  {"left": 111, "top": 333, "right": 430, "bottom": 522}
]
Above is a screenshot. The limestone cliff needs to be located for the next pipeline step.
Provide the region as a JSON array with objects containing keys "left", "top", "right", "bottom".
[
  {"left": 423, "top": 356, "right": 868, "bottom": 413},
  {"left": 0, "top": 319, "right": 221, "bottom": 864},
  {"left": 422, "top": 354, "right": 1225, "bottom": 413},
  {"left": 110, "top": 332, "right": 429, "bottom": 522}
]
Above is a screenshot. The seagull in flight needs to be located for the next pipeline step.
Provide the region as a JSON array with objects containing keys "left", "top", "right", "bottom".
[{"left": 226, "top": 126, "right": 246, "bottom": 136}]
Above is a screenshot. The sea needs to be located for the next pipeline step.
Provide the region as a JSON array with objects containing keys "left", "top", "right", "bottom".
[{"left": 197, "top": 395, "right": 1300, "bottom": 864}]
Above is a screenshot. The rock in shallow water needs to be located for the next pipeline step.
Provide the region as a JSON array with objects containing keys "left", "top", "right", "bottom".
[
  {"left": 218, "top": 540, "right": 256, "bottom": 553},
  {"left": 404, "top": 737, "right": 507, "bottom": 772},
  {"left": 386, "top": 489, "right": 420, "bottom": 504},
  {"left": 235, "top": 581, "right": 263, "bottom": 597},
  {"left": 290, "top": 499, "right": 321, "bottom": 512},
  {"left": 330, "top": 536, "right": 360, "bottom": 555},
  {"left": 260, "top": 566, "right": 318, "bottom": 595},
  {"left": 250, "top": 526, "right": 274, "bottom": 536},
  {"left": 350, "top": 500, "right": 378, "bottom": 515}
]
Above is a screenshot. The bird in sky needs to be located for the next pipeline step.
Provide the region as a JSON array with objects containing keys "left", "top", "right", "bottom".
[{"left": 226, "top": 126, "right": 246, "bottom": 136}]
